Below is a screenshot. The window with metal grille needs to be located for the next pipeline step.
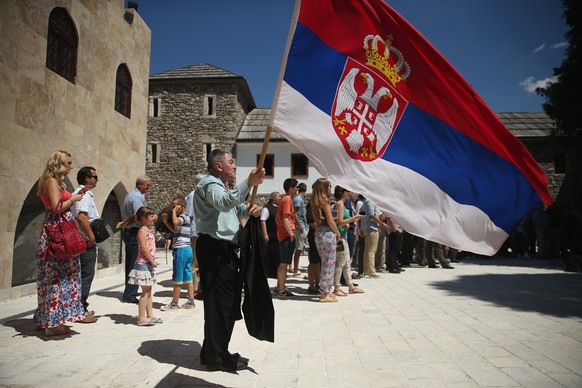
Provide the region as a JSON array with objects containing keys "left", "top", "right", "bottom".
[
  {"left": 46, "top": 7, "right": 78, "bottom": 83},
  {"left": 115, "top": 64, "right": 132, "bottom": 118}
]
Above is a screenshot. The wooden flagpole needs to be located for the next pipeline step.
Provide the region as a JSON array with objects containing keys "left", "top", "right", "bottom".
[
  {"left": 249, "top": 125, "right": 272, "bottom": 206},
  {"left": 247, "top": 1, "right": 299, "bottom": 206}
]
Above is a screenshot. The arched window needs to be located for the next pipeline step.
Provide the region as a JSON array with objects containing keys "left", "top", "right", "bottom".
[
  {"left": 115, "top": 64, "right": 132, "bottom": 118},
  {"left": 46, "top": 7, "right": 78, "bottom": 83}
]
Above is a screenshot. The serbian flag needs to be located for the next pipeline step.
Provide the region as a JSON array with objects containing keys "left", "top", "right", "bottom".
[{"left": 270, "top": 0, "right": 553, "bottom": 255}]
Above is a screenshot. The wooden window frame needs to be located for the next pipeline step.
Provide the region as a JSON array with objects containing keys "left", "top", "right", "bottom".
[
  {"left": 46, "top": 7, "right": 78, "bottom": 83},
  {"left": 115, "top": 64, "right": 132, "bottom": 118}
]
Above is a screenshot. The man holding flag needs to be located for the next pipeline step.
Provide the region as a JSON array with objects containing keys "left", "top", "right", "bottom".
[{"left": 269, "top": 0, "right": 552, "bottom": 255}]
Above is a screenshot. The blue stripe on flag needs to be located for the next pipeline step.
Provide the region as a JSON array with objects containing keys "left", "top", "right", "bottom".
[
  {"left": 387, "top": 106, "right": 542, "bottom": 233},
  {"left": 284, "top": 22, "right": 345, "bottom": 115}
]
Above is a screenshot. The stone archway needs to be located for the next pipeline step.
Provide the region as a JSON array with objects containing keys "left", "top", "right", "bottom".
[
  {"left": 12, "top": 178, "right": 75, "bottom": 287},
  {"left": 94, "top": 182, "right": 129, "bottom": 270}
]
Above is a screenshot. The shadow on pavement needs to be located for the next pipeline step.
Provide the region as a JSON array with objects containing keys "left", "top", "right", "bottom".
[
  {"left": 139, "top": 339, "right": 256, "bottom": 382},
  {"left": 154, "top": 365, "right": 227, "bottom": 387},
  {"left": 460, "top": 255, "right": 567, "bottom": 271},
  {"left": 139, "top": 339, "right": 203, "bottom": 370},
  {"left": 271, "top": 278, "right": 320, "bottom": 302},
  {"left": 102, "top": 313, "right": 138, "bottom": 325},
  {"left": 95, "top": 290, "right": 124, "bottom": 300},
  {"left": 2, "top": 318, "right": 79, "bottom": 341},
  {"left": 429, "top": 272, "right": 582, "bottom": 318},
  {"left": 157, "top": 279, "right": 175, "bottom": 288}
]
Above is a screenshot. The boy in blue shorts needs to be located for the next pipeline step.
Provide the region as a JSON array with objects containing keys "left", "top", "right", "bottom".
[{"left": 162, "top": 196, "right": 196, "bottom": 310}]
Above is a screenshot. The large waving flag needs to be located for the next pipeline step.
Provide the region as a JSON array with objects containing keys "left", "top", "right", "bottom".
[{"left": 270, "top": 0, "right": 553, "bottom": 255}]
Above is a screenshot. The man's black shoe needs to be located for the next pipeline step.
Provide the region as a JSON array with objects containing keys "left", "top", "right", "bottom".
[
  {"left": 231, "top": 353, "right": 249, "bottom": 366},
  {"left": 206, "top": 361, "right": 248, "bottom": 372},
  {"left": 122, "top": 297, "right": 139, "bottom": 304},
  {"left": 200, "top": 353, "right": 248, "bottom": 367}
]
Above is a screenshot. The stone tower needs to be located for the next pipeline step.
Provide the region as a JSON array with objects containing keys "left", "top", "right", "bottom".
[{"left": 146, "top": 63, "right": 256, "bottom": 209}]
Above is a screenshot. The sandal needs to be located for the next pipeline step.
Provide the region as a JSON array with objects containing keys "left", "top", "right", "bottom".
[
  {"left": 45, "top": 326, "right": 70, "bottom": 336},
  {"left": 319, "top": 294, "right": 338, "bottom": 303},
  {"left": 349, "top": 287, "right": 365, "bottom": 294},
  {"left": 334, "top": 289, "right": 348, "bottom": 297}
]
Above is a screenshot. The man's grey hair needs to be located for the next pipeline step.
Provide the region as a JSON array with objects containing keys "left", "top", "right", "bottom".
[
  {"left": 135, "top": 175, "right": 151, "bottom": 186},
  {"left": 207, "top": 149, "right": 231, "bottom": 172}
]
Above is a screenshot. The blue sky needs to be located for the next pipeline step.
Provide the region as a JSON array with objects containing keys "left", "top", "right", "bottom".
[{"left": 136, "top": 0, "right": 568, "bottom": 112}]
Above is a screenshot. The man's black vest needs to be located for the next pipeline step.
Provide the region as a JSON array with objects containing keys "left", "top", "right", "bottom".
[{"left": 265, "top": 203, "right": 278, "bottom": 237}]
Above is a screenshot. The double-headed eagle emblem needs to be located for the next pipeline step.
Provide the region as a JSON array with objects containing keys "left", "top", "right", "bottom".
[{"left": 332, "top": 34, "right": 410, "bottom": 161}]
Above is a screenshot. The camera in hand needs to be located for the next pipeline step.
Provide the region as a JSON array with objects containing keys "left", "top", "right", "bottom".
[{"left": 358, "top": 211, "right": 366, "bottom": 215}]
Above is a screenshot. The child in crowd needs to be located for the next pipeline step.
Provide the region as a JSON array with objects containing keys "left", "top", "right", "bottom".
[
  {"left": 118, "top": 206, "right": 161, "bottom": 326},
  {"left": 162, "top": 196, "right": 196, "bottom": 310}
]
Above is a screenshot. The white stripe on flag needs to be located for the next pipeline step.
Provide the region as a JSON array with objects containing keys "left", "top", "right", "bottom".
[{"left": 273, "top": 82, "right": 508, "bottom": 255}]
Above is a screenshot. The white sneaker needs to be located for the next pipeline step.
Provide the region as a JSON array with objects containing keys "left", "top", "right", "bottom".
[
  {"left": 161, "top": 303, "right": 180, "bottom": 311},
  {"left": 181, "top": 301, "right": 196, "bottom": 309}
]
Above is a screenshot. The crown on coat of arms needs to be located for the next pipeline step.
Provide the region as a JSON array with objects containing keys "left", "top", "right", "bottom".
[{"left": 364, "top": 34, "right": 411, "bottom": 86}]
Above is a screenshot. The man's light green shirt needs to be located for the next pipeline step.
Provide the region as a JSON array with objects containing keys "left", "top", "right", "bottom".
[{"left": 194, "top": 174, "right": 250, "bottom": 242}]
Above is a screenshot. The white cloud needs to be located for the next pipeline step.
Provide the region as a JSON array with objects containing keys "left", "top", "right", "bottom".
[
  {"left": 551, "top": 42, "right": 568, "bottom": 49},
  {"left": 519, "top": 76, "right": 557, "bottom": 93},
  {"left": 532, "top": 43, "right": 546, "bottom": 54}
]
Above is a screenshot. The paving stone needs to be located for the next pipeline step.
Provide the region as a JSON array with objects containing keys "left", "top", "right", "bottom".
[{"left": 0, "top": 255, "right": 580, "bottom": 387}]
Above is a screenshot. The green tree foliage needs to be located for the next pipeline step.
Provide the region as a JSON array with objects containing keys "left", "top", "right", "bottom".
[{"left": 536, "top": 0, "right": 582, "bottom": 137}]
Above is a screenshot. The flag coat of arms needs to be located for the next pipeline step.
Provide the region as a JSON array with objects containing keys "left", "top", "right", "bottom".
[{"left": 270, "top": 0, "right": 553, "bottom": 255}]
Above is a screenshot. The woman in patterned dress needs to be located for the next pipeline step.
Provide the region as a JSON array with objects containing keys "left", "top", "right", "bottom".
[
  {"left": 33, "top": 150, "right": 87, "bottom": 336},
  {"left": 310, "top": 178, "right": 341, "bottom": 303}
]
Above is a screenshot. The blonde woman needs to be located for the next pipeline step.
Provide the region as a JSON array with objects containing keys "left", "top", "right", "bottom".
[
  {"left": 33, "top": 150, "right": 87, "bottom": 336},
  {"left": 310, "top": 178, "right": 341, "bottom": 303}
]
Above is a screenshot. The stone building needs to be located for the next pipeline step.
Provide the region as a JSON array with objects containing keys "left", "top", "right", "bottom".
[
  {"left": 1, "top": 0, "right": 151, "bottom": 300},
  {"left": 146, "top": 63, "right": 256, "bottom": 208}
]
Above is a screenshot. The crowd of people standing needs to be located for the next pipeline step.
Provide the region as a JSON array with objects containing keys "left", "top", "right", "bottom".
[
  {"left": 260, "top": 177, "right": 461, "bottom": 304},
  {"left": 31, "top": 147, "right": 580, "bottom": 370}
]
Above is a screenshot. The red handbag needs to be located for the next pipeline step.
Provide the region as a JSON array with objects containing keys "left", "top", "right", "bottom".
[{"left": 44, "top": 201, "right": 87, "bottom": 259}]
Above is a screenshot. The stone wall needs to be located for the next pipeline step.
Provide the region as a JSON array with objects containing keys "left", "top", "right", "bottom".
[
  {"left": 521, "top": 137, "right": 582, "bottom": 206},
  {"left": 146, "top": 82, "right": 251, "bottom": 209},
  {"left": 0, "top": 0, "right": 151, "bottom": 300}
]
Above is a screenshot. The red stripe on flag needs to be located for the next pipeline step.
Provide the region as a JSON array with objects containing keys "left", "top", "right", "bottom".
[{"left": 297, "top": 0, "right": 552, "bottom": 205}]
